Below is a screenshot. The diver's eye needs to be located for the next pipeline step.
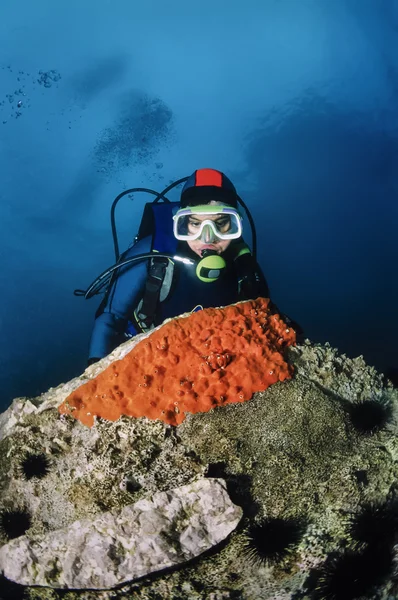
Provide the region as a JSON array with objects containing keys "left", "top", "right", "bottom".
[
  {"left": 215, "top": 218, "right": 231, "bottom": 231},
  {"left": 187, "top": 219, "right": 201, "bottom": 229}
]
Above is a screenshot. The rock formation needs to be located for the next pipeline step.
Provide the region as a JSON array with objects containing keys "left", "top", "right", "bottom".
[
  {"left": 0, "top": 478, "right": 242, "bottom": 589},
  {"left": 0, "top": 298, "right": 397, "bottom": 600}
]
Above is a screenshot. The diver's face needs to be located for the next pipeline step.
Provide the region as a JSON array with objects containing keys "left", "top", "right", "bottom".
[{"left": 185, "top": 201, "right": 233, "bottom": 257}]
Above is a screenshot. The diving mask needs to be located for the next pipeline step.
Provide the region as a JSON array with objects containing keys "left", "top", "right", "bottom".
[{"left": 173, "top": 205, "right": 242, "bottom": 242}]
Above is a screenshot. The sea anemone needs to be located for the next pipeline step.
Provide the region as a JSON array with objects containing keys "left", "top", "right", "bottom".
[
  {"left": 20, "top": 452, "right": 51, "bottom": 480},
  {"left": 0, "top": 507, "right": 31, "bottom": 539},
  {"left": 243, "top": 516, "right": 305, "bottom": 566}
]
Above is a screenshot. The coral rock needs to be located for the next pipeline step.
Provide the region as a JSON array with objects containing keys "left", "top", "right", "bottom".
[
  {"left": 0, "top": 478, "right": 242, "bottom": 590},
  {"left": 59, "top": 298, "right": 296, "bottom": 426}
]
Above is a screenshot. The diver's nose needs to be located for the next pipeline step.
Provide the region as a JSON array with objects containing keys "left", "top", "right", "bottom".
[{"left": 201, "top": 224, "right": 216, "bottom": 243}]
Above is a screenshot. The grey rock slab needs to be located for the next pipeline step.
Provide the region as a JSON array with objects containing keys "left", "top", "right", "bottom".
[
  {"left": 0, "top": 477, "right": 242, "bottom": 590},
  {"left": 0, "top": 397, "right": 37, "bottom": 441}
]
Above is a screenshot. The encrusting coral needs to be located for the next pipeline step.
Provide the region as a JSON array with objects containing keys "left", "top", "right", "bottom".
[{"left": 59, "top": 298, "right": 296, "bottom": 427}]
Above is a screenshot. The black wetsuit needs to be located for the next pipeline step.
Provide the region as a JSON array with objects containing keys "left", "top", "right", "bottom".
[{"left": 88, "top": 236, "right": 274, "bottom": 362}]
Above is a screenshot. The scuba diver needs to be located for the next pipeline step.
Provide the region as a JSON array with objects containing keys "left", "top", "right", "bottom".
[{"left": 84, "top": 168, "right": 302, "bottom": 365}]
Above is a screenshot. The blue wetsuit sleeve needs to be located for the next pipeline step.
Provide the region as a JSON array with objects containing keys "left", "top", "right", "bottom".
[{"left": 88, "top": 237, "right": 152, "bottom": 360}]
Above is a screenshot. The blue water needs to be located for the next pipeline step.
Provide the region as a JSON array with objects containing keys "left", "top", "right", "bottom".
[{"left": 0, "top": 0, "right": 397, "bottom": 411}]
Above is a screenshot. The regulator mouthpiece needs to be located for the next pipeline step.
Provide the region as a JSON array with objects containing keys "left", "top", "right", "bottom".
[{"left": 196, "top": 249, "right": 226, "bottom": 282}]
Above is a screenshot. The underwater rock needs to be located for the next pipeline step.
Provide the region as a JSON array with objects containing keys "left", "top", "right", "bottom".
[
  {"left": 0, "top": 300, "right": 397, "bottom": 599},
  {"left": 0, "top": 478, "right": 241, "bottom": 589},
  {"left": 0, "top": 398, "right": 37, "bottom": 441}
]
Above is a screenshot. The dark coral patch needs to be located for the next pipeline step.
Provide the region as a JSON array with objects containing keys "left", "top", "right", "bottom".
[
  {"left": 243, "top": 517, "right": 305, "bottom": 566},
  {"left": 20, "top": 452, "right": 51, "bottom": 480},
  {"left": 125, "top": 477, "right": 142, "bottom": 494},
  {"left": 205, "top": 462, "right": 259, "bottom": 518},
  {"left": 0, "top": 507, "right": 32, "bottom": 539},
  {"left": 0, "top": 574, "right": 26, "bottom": 600},
  {"left": 310, "top": 547, "right": 393, "bottom": 600},
  {"left": 205, "top": 461, "right": 228, "bottom": 478},
  {"left": 353, "top": 469, "right": 368, "bottom": 486},
  {"left": 348, "top": 398, "right": 393, "bottom": 435}
]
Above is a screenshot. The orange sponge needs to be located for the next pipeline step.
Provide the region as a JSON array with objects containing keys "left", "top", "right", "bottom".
[{"left": 59, "top": 298, "right": 296, "bottom": 427}]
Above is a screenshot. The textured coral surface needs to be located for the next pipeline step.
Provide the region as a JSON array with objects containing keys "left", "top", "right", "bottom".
[{"left": 59, "top": 298, "right": 296, "bottom": 426}]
